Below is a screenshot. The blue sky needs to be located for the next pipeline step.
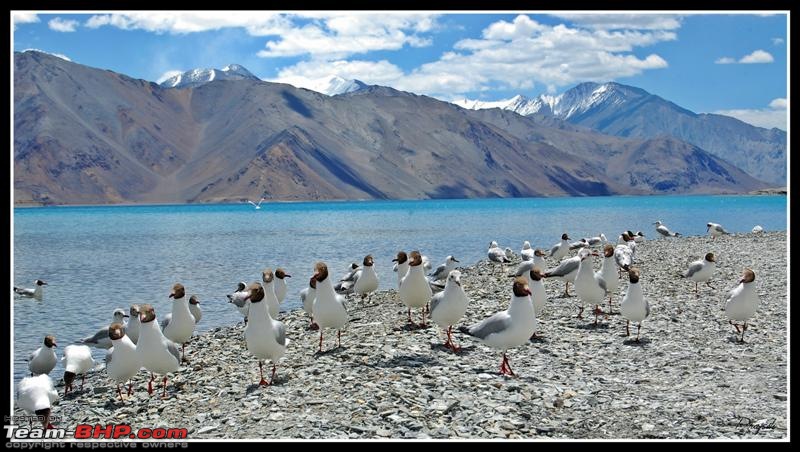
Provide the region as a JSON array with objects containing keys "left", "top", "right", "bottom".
[{"left": 12, "top": 11, "right": 788, "bottom": 129}]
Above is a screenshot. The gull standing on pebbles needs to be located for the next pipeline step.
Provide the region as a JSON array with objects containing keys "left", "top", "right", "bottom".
[
  {"left": 544, "top": 254, "right": 581, "bottom": 298},
  {"left": 14, "top": 279, "right": 47, "bottom": 300},
  {"left": 574, "top": 249, "right": 607, "bottom": 324},
  {"left": 487, "top": 241, "right": 510, "bottom": 272},
  {"left": 28, "top": 335, "right": 57, "bottom": 376},
  {"left": 188, "top": 296, "right": 202, "bottom": 324},
  {"left": 429, "top": 255, "right": 460, "bottom": 282},
  {"left": 459, "top": 277, "right": 536, "bottom": 376},
  {"left": 399, "top": 251, "right": 433, "bottom": 327},
  {"left": 620, "top": 268, "right": 649, "bottom": 342},
  {"left": 520, "top": 242, "right": 534, "bottom": 261},
  {"left": 17, "top": 375, "right": 58, "bottom": 429},
  {"left": 106, "top": 322, "right": 140, "bottom": 401},
  {"left": 127, "top": 305, "right": 141, "bottom": 344},
  {"left": 752, "top": 225, "right": 764, "bottom": 233},
  {"left": 227, "top": 282, "right": 250, "bottom": 324},
  {"left": 244, "top": 282, "right": 288, "bottom": 386},
  {"left": 300, "top": 277, "right": 318, "bottom": 330},
  {"left": 430, "top": 270, "right": 470, "bottom": 352},
  {"left": 599, "top": 245, "right": 620, "bottom": 315},
  {"left": 707, "top": 222, "right": 729, "bottom": 240},
  {"left": 334, "top": 263, "right": 360, "bottom": 294},
  {"left": 549, "top": 234, "right": 571, "bottom": 261},
  {"left": 681, "top": 253, "right": 717, "bottom": 294},
  {"left": 392, "top": 252, "right": 409, "bottom": 289},
  {"left": 261, "top": 270, "right": 281, "bottom": 319},
  {"left": 585, "top": 234, "right": 607, "bottom": 247},
  {"left": 137, "top": 304, "right": 180, "bottom": 398},
  {"left": 725, "top": 268, "right": 760, "bottom": 343},
  {"left": 163, "top": 283, "right": 195, "bottom": 361},
  {"left": 312, "top": 262, "right": 349, "bottom": 351},
  {"left": 353, "top": 255, "right": 379, "bottom": 301},
  {"left": 61, "top": 345, "right": 94, "bottom": 395},
  {"left": 274, "top": 268, "right": 291, "bottom": 304},
  {"left": 525, "top": 269, "right": 547, "bottom": 338},
  {"left": 654, "top": 220, "right": 681, "bottom": 238},
  {"left": 80, "top": 309, "right": 129, "bottom": 349}
]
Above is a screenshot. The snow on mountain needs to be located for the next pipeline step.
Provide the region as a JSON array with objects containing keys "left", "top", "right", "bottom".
[
  {"left": 22, "top": 48, "right": 71, "bottom": 62},
  {"left": 160, "top": 64, "right": 260, "bottom": 89},
  {"left": 302, "top": 76, "right": 369, "bottom": 96}
]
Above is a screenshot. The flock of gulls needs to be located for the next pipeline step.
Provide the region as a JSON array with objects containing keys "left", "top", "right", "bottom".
[{"left": 15, "top": 220, "right": 765, "bottom": 430}]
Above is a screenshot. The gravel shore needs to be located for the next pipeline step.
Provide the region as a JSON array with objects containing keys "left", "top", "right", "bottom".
[{"left": 16, "top": 231, "right": 787, "bottom": 440}]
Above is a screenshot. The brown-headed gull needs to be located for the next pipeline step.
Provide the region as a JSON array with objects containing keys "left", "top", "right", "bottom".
[
  {"left": 654, "top": 220, "right": 681, "bottom": 238},
  {"left": 548, "top": 233, "right": 571, "bottom": 261},
  {"left": 725, "top": 268, "right": 759, "bottom": 343},
  {"left": 520, "top": 241, "right": 534, "bottom": 261},
  {"left": 574, "top": 249, "right": 607, "bottom": 325},
  {"left": 681, "top": 252, "right": 716, "bottom": 294},
  {"left": 620, "top": 268, "right": 649, "bottom": 342},
  {"left": 188, "top": 295, "right": 202, "bottom": 324},
  {"left": 227, "top": 282, "right": 250, "bottom": 324},
  {"left": 429, "top": 270, "right": 470, "bottom": 352},
  {"left": 61, "top": 344, "right": 94, "bottom": 395},
  {"left": 127, "top": 305, "right": 141, "bottom": 344},
  {"left": 136, "top": 304, "right": 180, "bottom": 398},
  {"left": 599, "top": 245, "right": 620, "bottom": 315},
  {"left": 459, "top": 277, "right": 536, "bottom": 376},
  {"left": 544, "top": 254, "right": 580, "bottom": 298},
  {"left": 391, "top": 252, "right": 408, "bottom": 288},
  {"left": 274, "top": 268, "right": 291, "bottom": 303},
  {"left": 244, "top": 282, "right": 288, "bottom": 386},
  {"left": 28, "top": 335, "right": 57, "bottom": 376},
  {"left": 399, "top": 251, "right": 433, "bottom": 327},
  {"left": 81, "top": 308, "right": 129, "bottom": 349},
  {"left": 261, "top": 271, "right": 281, "bottom": 318},
  {"left": 353, "top": 255, "right": 379, "bottom": 300},
  {"left": 163, "top": 283, "right": 195, "bottom": 361},
  {"left": 429, "top": 255, "right": 460, "bottom": 281},
  {"left": 17, "top": 374, "right": 58, "bottom": 428},
  {"left": 300, "top": 276, "right": 318, "bottom": 330},
  {"left": 312, "top": 262, "right": 349, "bottom": 351},
  {"left": 707, "top": 222, "right": 729, "bottom": 239},
  {"left": 106, "top": 322, "right": 140, "bottom": 401},
  {"left": 14, "top": 279, "right": 47, "bottom": 300}
]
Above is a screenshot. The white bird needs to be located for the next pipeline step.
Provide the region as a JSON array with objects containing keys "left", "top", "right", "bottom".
[
  {"left": 17, "top": 375, "right": 59, "bottom": 429},
  {"left": 707, "top": 222, "right": 729, "bottom": 239},
  {"left": 459, "top": 277, "right": 536, "bottom": 376},
  {"left": 261, "top": 269, "right": 282, "bottom": 319},
  {"left": 61, "top": 344, "right": 94, "bottom": 395},
  {"left": 312, "top": 262, "right": 349, "bottom": 351},
  {"left": 136, "top": 304, "right": 180, "bottom": 398},
  {"left": 752, "top": 225, "right": 764, "bottom": 233},
  {"left": 300, "top": 277, "right": 318, "bottom": 329},
  {"left": 614, "top": 241, "right": 634, "bottom": 273},
  {"left": 429, "top": 270, "right": 470, "bottom": 352},
  {"left": 163, "top": 283, "right": 195, "bottom": 361},
  {"left": 227, "top": 282, "right": 250, "bottom": 324},
  {"left": 599, "top": 245, "right": 620, "bottom": 315},
  {"left": 274, "top": 268, "right": 291, "bottom": 303},
  {"left": 504, "top": 247, "right": 515, "bottom": 260},
  {"left": 188, "top": 295, "right": 202, "bottom": 324},
  {"left": 574, "top": 249, "right": 607, "bottom": 324},
  {"left": 549, "top": 233, "right": 572, "bottom": 261},
  {"left": 543, "top": 254, "right": 581, "bottom": 298},
  {"left": 681, "top": 252, "right": 717, "bottom": 294},
  {"left": 14, "top": 279, "right": 47, "bottom": 300},
  {"left": 247, "top": 197, "right": 265, "bottom": 209},
  {"left": 399, "top": 251, "right": 433, "bottom": 327},
  {"left": 126, "top": 305, "right": 141, "bottom": 344},
  {"left": 633, "top": 231, "right": 646, "bottom": 243},
  {"left": 28, "top": 335, "right": 57, "bottom": 376},
  {"left": 392, "top": 252, "right": 409, "bottom": 288},
  {"left": 352, "top": 255, "right": 379, "bottom": 300},
  {"left": 569, "top": 238, "right": 589, "bottom": 251},
  {"left": 585, "top": 234, "right": 608, "bottom": 247},
  {"left": 520, "top": 241, "right": 534, "bottom": 261},
  {"left": 524, "top": 269, "right": 547, "bottom": 338},
  {"left": 725, "top": 268, "right": 760, "bottom": 343},
  {"left": 421, "top": 255, "right": 433, "bottom": 272},
  {"left": 334, "top": 263, "right": 360, "bottom": 294},
  {"left": 106, "top": 322, "right": 141, "bottom": 401},
  {"left": 244, "top": 282, "right": 289, "bottom": 386},
  {"left": 487, "top": 241, "right": 510, "bottom": 273},
  {"left": 620, "top": 268, "right": 650, "bottom": 342},
  {"left": 429, "top": 255, "right": 460, "bottom": 281},
  {"left": 81, "top": 308, "right": 129, "bottom": 349},
  {"left": 654, "top": 220, "right": 681, "bottom": 238}
]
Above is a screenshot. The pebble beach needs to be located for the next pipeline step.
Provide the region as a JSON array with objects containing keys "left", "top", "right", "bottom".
[{"left": 15, "top": 231, "right": 787, "bottom": 440}]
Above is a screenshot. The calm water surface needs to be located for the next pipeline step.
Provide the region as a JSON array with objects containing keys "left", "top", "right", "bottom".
[{"left": 12, "top": 195, "right": 787, "bottom": 382}]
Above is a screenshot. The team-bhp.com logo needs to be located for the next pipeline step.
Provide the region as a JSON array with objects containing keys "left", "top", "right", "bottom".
[{"left": 5, "top": 424, "right": 188, "bottom": 440}]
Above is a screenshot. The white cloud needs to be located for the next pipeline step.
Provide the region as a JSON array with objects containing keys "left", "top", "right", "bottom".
[
  {"left": 271, "top": 59, "right": 404, "bottom": 88},
  {"left": 772, "top": 37, "right": 784, "bottom": 45},
  {"left": 22, "top": 48, "right": 71, "bottom": 61},
  {"left": 715, "top": 98, "right": 787, "bottom": 130},
  {"left": 552, "top": 13, "right": 682, "bottom": 30},
  {"left": 48, "top": 17, "right": 79, "bottom": 32},
  {"left": 156, "top": 70, "right": 184, "bottom": 84},
  {"left": 715, "top": 57, "right": 736, "bottom": 64},
  {"left": 13, "top": 12, "right": 39, "bottom": 30},
  {"left": 85, "top": 12, "right": 291, "bottom": 35},
  {"left": 739, "top": 49, "right": 774, "bottom": 64}
]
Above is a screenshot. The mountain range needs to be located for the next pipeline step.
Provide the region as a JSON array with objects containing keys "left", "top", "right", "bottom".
[{"left": 13, "top": 51, "right": 770, "bottom": 205}]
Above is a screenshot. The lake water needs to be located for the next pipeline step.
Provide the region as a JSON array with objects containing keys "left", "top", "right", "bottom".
[{"left": 12, "top": 195, "right": 787, "bottom": 383}]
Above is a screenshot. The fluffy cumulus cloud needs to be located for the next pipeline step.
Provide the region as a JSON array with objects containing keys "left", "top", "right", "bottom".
[
  {"left": 716, "top": 49, "right": 774, "bottom": 64},
  {"left": 48, "top": 17, "right": 79, "bottom": 32},
  {"left": 85, "top": 12, "right": 291, "bottom": 35},
  {"left": 715, "top": 98, "right": 787, "bottom": 130},
  {"left": 12, "top": 12, "right": 39, "bottom": 30},
  {"left": 271, "top": 59, "right": 405, "bottom": 88}
]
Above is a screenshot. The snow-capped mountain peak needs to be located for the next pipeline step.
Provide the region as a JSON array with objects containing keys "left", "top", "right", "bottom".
[
  {"left": 160, "top": 64, "right": 261, "bottom": 89},
  {"left": 305, "top": 75, "right": 369, "bottom": 96}
]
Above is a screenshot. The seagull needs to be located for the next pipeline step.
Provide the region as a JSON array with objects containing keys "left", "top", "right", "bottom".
[
  {"left": 569, "top": 238, "right": 589, "bottom": 251},
  {"left": 614, "top": 240, "right": 634, "bottom": 274},
  {"left": 574, "top": 249, "right": 607, "bottom": 324},
  {"left": 80, "top": 309, "right": 130, "bottom": 349},
  {"left": 681, "top": 253, "right": 717, "bottom": 294},
  {"left": 274, "top": 268, "right": 291, "bottom": 304},
  {"left": 520, "top": 242, "right": 534, "bottom": 261},
  {"left": 585, "top": 234, "right": 608, "bottom": 247},
  {"left": 163, "top": 283, "right": 195, "bottom": 362},
  {"left": 311, "top": 262, "right": 349, "bottom": 351},
  {"left": 544, "top": 254, "right": 581, "bottom": 298},
  {"left": 525, "top": 269, "right": 547, "bottom": 338},
  {"left": 61, "top": 344, "right": 94, "bottom": 395},
  {"left": 399, "top": 251, "right": 433, "bottom": 327},
  {"left": 707, "top": 222, "right": 729, "bottom": 240},
  {"left": 247, "top": 197, "right": 265, "bottom": 210},
  {"left": 136, "top": 304, "right": 181, "bottom": 398},
  {"left": 261, "top": 270, "right": 281, "bottom": 319},
  {"left": 459, "top": 277, "right": 537, "bottom": 376},
  {"left": 620, "top": 268, "right": 649, "bottom": 342},
  {"left": 725, "top": 268, "right": 759, "bottom": 343},
  {"left": 14, "top": 279, "right": 47, "bottom": 300},
  {"left": 654, "top": 220, "right": 681, "bottom": 238},
  {"left": 106, "top": 322, "right": 141, "bottom": 401},
  {"left": 487, "top": 241, "right": 510, "bottom": 272},
  {"left": 392, "top": 252, "right": 409, "bottom": 289},
  {"left": 334, "top": 263, "right": 360, "bottom": 294},
  {"left": 429, "top": 270, "right": 470, "bottom": 352},
  {"left": 127, "top": 305, "right": 141, "bottom": 344},
  {"left": 353, "top": 255, "right": 379, "bottom": 301},
  {"left": 429, "top": 255, "right": 459, "bottom": 282},
  {"left": 549, "top": 233, "right": 572, "bottom": 261},
  {"left": 752, "top": 225, "right": 764, "bottom": 233},
  {"left": 504, "top": 247, "right": 516, "bottom": 261},
  {"left": 243, "top": 282, "right": 288, "bottom": 386},
  {"left": 28, "top": 335, "right": 57, "bottom": 376},
  {"left": 17, "top": 375, "right": 59, "bottom": 429},
  {"left": 599, "top": 245, "right": 620, "bottom": 315},
  {"left": 188, "top": 296, "right": 202, "bottom": 324},
  {"left": 300, "top": 276, "right": 318, "bottom": 330},
  {"left": 633, "top": 231, "right": 646, "bottom": 243},
  {"left": 227, "top": 282, "right": 250, "bottom": 324}
]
